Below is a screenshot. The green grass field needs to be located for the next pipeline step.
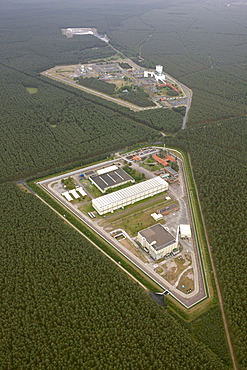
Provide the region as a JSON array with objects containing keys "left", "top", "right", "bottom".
[{"left": 25, "top": 87, "right": 38, "bottom": 94}]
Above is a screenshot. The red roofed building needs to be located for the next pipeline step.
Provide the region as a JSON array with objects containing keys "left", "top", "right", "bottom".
[
  {"left": 165, "top": 83, "right": 180, "bottom": 93},
  {"left": 165, "top": 155, "right": 176, "bottom": 162},
  {"left": 152, "top": 155, "right": 169, "bottom": 167},
  {"left": 132, "top": 155, "right": 142, "bottom": 161}
]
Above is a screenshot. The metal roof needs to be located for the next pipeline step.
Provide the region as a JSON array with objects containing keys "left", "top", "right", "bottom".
[
  {"left": 180, "top": 224, "right": 191, "bottom": 237},
  {"left": 90, "top": 168, "right": 134, "bottom": 192},
  {"left": 92, "top": 177, "right": 168, "bottom": 209},
  {"left": 139, "top": 224, "right": 175, "bottom": 251},
  {"left": 96, "top": 165, "right": 118, "bottom": 176},
  {"left": 164, "top": 166, "right": 177, "bottom": 175}
]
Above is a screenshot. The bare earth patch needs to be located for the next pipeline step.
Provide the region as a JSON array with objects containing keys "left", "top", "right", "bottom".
[
  {"left": 120, "top": 238, "right": 148, "bottom": 263},
  {"left": 177, "top": 268, "right": 194, "bottom": 293}
]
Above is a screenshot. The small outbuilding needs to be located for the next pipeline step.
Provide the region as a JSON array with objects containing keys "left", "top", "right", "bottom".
[
  {"left": 179, "top": 224, "right": 191, "bottom": 239},
  {"left": 151, "top": 213, "right": 163, "bottom": 221}
]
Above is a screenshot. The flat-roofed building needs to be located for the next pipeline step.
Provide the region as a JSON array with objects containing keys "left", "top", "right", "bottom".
[
  {"left": 180, "top": 224, "right": 191, "bottom": 239},
  {"left": 92, "top": 177, "right": 168, "bottom": 215},
  {"left": 96, "top": 165, "right": 118, "bottom": 176},
  {"left": 138, "top": 224, "right": 177, "bottom": 260},
  {"left": 164, "top": 166, "right": 178, "bottom": 177},
  {"left": 89, "top": 167, "right": 134, "bottom": 193},
  {"left": 84, "top": 170, "right": 95, "bottom": 179}
]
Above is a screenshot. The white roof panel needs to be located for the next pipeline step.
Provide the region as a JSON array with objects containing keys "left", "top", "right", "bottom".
[
  {"left": 93, "top": 177, "right": 168, "bottom": 209},
  {"left": 77, "top": 187, "right": 87, "bottom": 197},
  {"left": 180, "top": 224, "right": 191, "bottom": 237},
  {"left": 62, "top": 191, "right": 73, "bottom": 202},
  {"left": 69, "top": 189, "right": 80, "bottom": 199},
  {"left": 96, "top": 165, "right": 118, "bottom": 176}
]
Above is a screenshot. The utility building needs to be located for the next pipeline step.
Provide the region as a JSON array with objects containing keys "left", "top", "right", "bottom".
[
  {"left": 179, "top": 224, "right": 191, "bottom": 239},
  {"left": 138, "top": 224, "right": 177, "bottom": 260},
  {"left": 92, "top": 177, "right": 168, "bottom": 215}
]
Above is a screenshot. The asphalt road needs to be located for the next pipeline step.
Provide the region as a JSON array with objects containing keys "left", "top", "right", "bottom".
[{"left": 164, "top": 72, "right": 192, "bottom": 130}]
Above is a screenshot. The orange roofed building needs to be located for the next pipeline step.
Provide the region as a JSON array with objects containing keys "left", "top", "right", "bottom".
[
  {"left": 152, "top": 155, "right": 169, "bottom": 167},
  {"left": 132, "top": 155, "right": 142, "bottom": 161},
  {"left": 165, "top": 155, "right": 176, "bottom": 162}
]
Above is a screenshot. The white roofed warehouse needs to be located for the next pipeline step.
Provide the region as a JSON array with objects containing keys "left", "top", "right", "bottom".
[{"left": 92, "top": 177, "right": 168, "bottom": 215}]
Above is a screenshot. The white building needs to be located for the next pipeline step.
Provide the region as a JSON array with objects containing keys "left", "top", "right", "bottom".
[
  {"left": 92, "top": 177, "right": 168, "bottom": 215},
  {"left": 151, "top": 213, "right": 163, "bottom": 221},
  {"left": 143, "top": 65, "right": 166, "bottom": 82},
  {"left": 96, "top": 165, "right": 118, "bottom": 176},
  {"left": 156, "top": 65, "right": 163, "bottom": 75},
  {"left": 77, "top": 187, "right": 87, "bottom": 197},
  {"left": 69, "top": 189, "right": 80, "bottom": 199},
  {"left": 138, "top": 224, "right": 177, "bottom": 260},
  {"left": 180, "top": 224, "right": 191, "bottom": 239},
  {"left": 62, "top": 191, "right": 73, "bottom": 202}
]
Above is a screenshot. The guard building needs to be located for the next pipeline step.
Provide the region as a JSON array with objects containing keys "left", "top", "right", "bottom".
[
  {"left": 179, "top": 224, "right": 192, "bottom": 239},
  {"left": 138, "top": 224, "right": 177, "bottom": 260}
]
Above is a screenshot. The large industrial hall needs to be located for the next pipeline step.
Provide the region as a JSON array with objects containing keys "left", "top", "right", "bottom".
[{"left": 92, "top": 177, "right": 168, "bottom": 215}]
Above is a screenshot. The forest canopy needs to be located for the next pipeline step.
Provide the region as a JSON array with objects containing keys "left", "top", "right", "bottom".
[{"left": 1, "top": 0, "right": 247, "bottom": 368}]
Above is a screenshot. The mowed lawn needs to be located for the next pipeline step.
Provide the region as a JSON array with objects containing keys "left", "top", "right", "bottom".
[{"left": 106, "top": 203, "right": 166, "bottom": 236}]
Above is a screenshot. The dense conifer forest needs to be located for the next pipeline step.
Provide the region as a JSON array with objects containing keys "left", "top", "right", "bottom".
[
  {"left": 166, "top": 117, "right": 247, "bottom": 368},
  {"left": 1, "top": 0, "right": 246, "bottom": 368},
  {"left": 0, "top": 183, "right": 229, "bottom": 369}
]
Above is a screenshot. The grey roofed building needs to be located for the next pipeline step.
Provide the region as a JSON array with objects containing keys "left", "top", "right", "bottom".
[
  {"left": 84, "top": 170, "right": 95, "bottom": 178},
  {"left": 89, "top": 167, "right": 134, "bottom": 193},
  {"left": 164, "top": 166, "right": 178, "bottom": 177},
  {"left": 139, "top": 224, "right": 175, "bottom": 251},
  {"left": 138, "top": 224, "right": 177, "bottom": 260}
]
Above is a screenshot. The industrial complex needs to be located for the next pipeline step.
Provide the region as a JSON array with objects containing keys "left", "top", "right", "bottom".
[
  {"left": 32, "top": 30, "right": 203, "bottom": 308},
  {"left": 38, "top": 144, "right": 206, "bottom": 309},
  {"left": 61, "top": 27, "right": 109, "bottom": 43},
  {"left": 43, "top": 59, "right": 187, "bottom": 110}
]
